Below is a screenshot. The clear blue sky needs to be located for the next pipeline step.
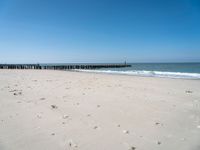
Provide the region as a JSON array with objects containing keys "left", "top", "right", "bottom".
[{"left": 0, "top": 0, "right": 200, "bottom": 63}]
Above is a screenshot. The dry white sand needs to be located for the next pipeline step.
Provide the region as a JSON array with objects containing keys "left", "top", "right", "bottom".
[{"left": 0, "top": 70, "right": 200, "bottom": 150}]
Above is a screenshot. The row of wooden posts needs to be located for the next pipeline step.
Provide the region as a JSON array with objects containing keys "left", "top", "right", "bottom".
[{"left": 0, "top": 64, "right": 131, "bottom": 70}]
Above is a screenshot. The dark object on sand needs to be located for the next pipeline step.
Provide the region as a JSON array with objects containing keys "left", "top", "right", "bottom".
[
  {"left": 157, "top": 141, "right": 161, "bottom": 145},
  {"left": 130, "top": 146, "right": 136, "bottom": 150},
  {"left": 155, "top": 122, "right": 160, "bottom": 125},
  {"left": 51, "top": 105, "right": 58, "bottom": 109},
  {"left": 185, "top": 90, "right": 193, "bottom": 93}
]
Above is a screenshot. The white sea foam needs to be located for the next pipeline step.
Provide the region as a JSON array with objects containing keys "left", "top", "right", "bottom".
[{"left": 75, "top": 69, "right": 200, "bottom": 79}]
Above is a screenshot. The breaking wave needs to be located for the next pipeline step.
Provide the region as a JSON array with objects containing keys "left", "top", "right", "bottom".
[{"left": 75, "top": 69, "right": 200, "bottom": 79}]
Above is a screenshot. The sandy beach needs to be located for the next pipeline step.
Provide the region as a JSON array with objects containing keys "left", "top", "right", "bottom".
[{"left": 0, "top": 69, "right": 200, "bottom": 150}]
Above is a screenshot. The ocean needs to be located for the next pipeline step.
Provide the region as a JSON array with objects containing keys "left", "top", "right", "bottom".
[{"left": 77, "top": 63, "right": 200, "bottom": 79}]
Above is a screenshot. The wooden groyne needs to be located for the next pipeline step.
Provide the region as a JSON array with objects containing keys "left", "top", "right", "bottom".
[{"left": 0, "top": 64, "right": 131, "bottom": 70}]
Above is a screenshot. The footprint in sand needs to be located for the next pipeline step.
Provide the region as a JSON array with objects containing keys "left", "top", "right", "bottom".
[
  {"left": 37, "top": 115, "right": 42, "bottom": 119},
  {"left": 68, "top": 140, "right": 78, "bottom": 149},
  {"left": 40, "top": 98, "right": 46, "bottom": 100}
]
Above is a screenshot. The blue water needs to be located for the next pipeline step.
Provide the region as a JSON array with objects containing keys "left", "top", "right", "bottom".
[{"left": 78, "top": 63, "right": 200, "bottom": 79}]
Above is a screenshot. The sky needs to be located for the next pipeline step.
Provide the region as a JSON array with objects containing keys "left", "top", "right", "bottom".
[{"left": 0, "top": 0, "right": 200, "bottom": 63}]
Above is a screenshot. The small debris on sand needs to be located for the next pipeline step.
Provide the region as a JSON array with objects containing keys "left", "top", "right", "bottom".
[
  {"left": 40, "top": 98, "right": 46, "bottom": 100},
  {"left": 157, "top": 141, "right": 161, "bottom": 145},
  {"left": 129, "top": 146, "right": 136, "bottom": 150},
  {"left": 63, "top": 115, "right": 69, "bottom": 119},
  {"left": 185, "top": 90, "right": 193, "bottom": 93},
  {"left": 97, "top": 105, "right": 101, "bottom": 108},
  {"left": 9, "top": 89, "right": 17, "bottom": 92},
  {"left": 123, "top": 130, "right": 129, "bottom": 134},
  {"left": 51, "top": 133, "right": 55, "bottom": 136},
  {"left": 13, "top": 92, "right": 22, "bottom": 96},
  {"left": 93, "top": 126, "right": 98, "bottom": 129},
  {"left": 117, "top": 124, "right": 121, "bottom": 127},
  {"left": 51, "top": 105, "right": 58, "bottom": 109},
  {"left": 68, "top": 140, "right": 78, "bottom": 148},
  {"left": 155, "top": 122, "right": 160, "bottom": 125}
]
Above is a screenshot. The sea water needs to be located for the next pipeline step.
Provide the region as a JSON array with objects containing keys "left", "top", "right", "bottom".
[{"left": 78, "top": 63, "right": 200, "bottom": 79}]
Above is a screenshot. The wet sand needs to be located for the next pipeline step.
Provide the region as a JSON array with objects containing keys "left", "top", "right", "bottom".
[{"left": 0, "top": 69, "right": 200, "bottom": 150}]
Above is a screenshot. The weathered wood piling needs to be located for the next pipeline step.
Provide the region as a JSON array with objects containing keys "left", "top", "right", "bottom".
[{"left": 0, "top": 64, "right": 131, "bottom": 70}]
